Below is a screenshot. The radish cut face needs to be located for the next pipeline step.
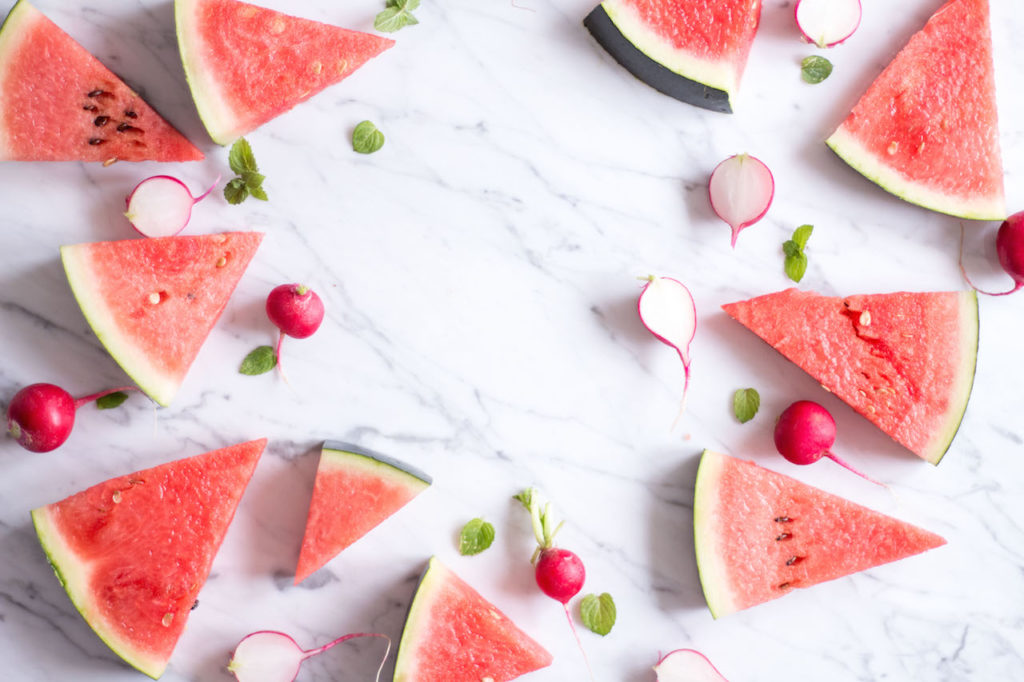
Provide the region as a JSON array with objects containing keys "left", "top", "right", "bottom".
[
  {"left": 795, "top": 0, "right": 862, "bottom": 48},
  {"left": 638, "top": 275, "right": 697, "bottom": 408},
  {"left": 708, "top": 154, "right": 774, "bottom": 247},
  {"left": 228, "top": 632, "right": 305, "bottom": 682},
  {"left": 654, "top": 649, "right": 728, "bottom": 681},
  {"left": 124, "top": 175, "right": 215, "bottom": 237}
]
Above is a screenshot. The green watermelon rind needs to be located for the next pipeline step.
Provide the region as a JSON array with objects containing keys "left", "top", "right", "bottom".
[
  {"left": 0, "top": 1, "right": 34, "bottom": 158},
  {"left": 31, "top": 506, "right": 167, "bottom": 679},
  {"left": 393, "top": 557, "right": 445, "bottom": 680},
  {"left": 175, "top": 0, "right": 238, "bottom": 145},
  {"left": 60, "top": 245, "right": 179, "bottom": 407},
  {"left": 826, "top": 122, "right": 1006, "bottom": 222},
  {"left": 596, "top": 0, "right": 741, "bottom": 105},
  {"left": 692, "top": 450, "right": 735, "bottom": 619},
  {"left": 924, "top": 290, "right": 979, "bottom": 464},
  {"left": 321, "top": 441, "right": 433, "bottom": 487}
]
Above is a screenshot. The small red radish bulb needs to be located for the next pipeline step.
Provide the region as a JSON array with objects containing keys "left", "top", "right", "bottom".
[
  {"left": 654, "top": 649, "right": 729, "bottom": 682},
  {"left": 266, "top": 283, "right": 325, "bottom": 374},
  {"left": 795, "top": 0, "right": 862, "bottom": 49},
  {"left": 959, "top": 211, "right": 1024, "bottom": 296},
  {"left": 638, "top": 275, "right": 696, "bottom": 414},
  {"left": 774, "top": 400, "right": 884, "bottom": 486},
  {"left": 6, "top": 383, "right": 137, "bottom": 452},
  {"left": 708, "top": 153, "right": 774, "bottom": 247},
  {"left": 124, "top": 175, "right": 216, "bottom": 238},
  {"left": 228, "top": 630, "right": 390, "bottom": 682}
]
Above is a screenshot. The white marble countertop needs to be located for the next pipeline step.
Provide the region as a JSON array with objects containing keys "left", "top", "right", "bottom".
[{"left": 2, "top": 0, "right": 1023, "bottom": 680}]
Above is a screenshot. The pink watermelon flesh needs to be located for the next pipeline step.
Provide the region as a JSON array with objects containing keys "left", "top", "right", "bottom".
[
  {"left": 175, "top": 0, "right": 395, "bottom": 144},
  {"left": 31, "top": 439, "right": 267, "bottom": 678},
  {"left": 61, "top": 232, "right": 263, "bottom": 407},
  {"left": 294, "top": 442, "right": 431, "bottom": 584},
  {"left": 585, "top": 0, "right": 762, "bottom": 112},
  {"left": 0, "top": 0, "right": 203, "bottom": 162},
  {"left": 694, "top": 450, "right": 946, "bottom": 618},
  {"left": 722, "top": 288, "right": 978, "bottom": 464},
  {"left": 826, "top": 0, "right": 1004, "bottom": 220},
  {"left": 394, "top": 557, "right": 553, "bottom": 682}
]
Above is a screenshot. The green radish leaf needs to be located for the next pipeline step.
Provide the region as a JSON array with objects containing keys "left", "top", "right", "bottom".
[
  {"left": 95, "top": 391, "right": 129, "bottom": 410},
  {"left": 580, "top": 593, "right": 616, "bottom": 636},
  {"left": 224, "top": 178, "right": 249, "bottom": 205},
  {"left": 732, "top": 388, "right": 761, "bottom": 423},
  {"left": 459, "top": 518, "right": 495, "bottom": 555},
  {"left": 801, "top": 56, "right": 833, "bottom": 84},
  {"left": 228, "top": 137, "right": 258, "bottom": 174},
  {"left": 352, "top": 121, "right": 386, "bottom": 154},
  {"left": 240, "top": 346, "right": 277, "bottom": 375}
]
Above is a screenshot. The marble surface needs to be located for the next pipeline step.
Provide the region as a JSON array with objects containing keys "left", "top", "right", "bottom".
[{"left": 2, "top": 0, "right": 1024, "bottom": 680}]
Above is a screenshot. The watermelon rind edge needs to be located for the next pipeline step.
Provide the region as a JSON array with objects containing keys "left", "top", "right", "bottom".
[
  {"left": 825, "top": 127, "right": 1006, "bottom": 221},
  {"left": 392, "top": 556, "right": 443, "bottom": 681},
  {"left": 584, "top": 2, "right": 733, "bottom": 113},
  {"left": 692, "top": 450, "right": 735, "bottom": 619},
  {"left": 60, "top": 244, "right": 178, "bottom": 407},
  {"left": 321, "top": 440, "right": 433, "bottom": 486},
  {"left": 31, "top": 506, "right": 167, "bottom": 679},
  {"left": 0, "top": 1, "right": 34, "bottom": 158},
  {"left": 925, "top": 290, "right": 979, "bottom": 465},
  {"left": 174, "top": 0, "right": 238, "bottom": 146}
]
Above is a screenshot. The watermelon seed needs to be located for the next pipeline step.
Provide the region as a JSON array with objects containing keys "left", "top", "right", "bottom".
[
  {"left": 775, "top": 532, "right": 793, "bottom": 541},
  {"left": 777, "top": 582, "right": 793, "bottom": 590},
  {"left": 216, "top": 256, "right": 228, "bottom": 268},
  {"left": 785, "top": 555, "right": 804, "bottom": 566},
  {"left": 117, "top": 123, "right": 142, "bottom": 133},
  {"left": 94, "top": 116, "right": 110, "bottom": 127},
  {"left": 887, "top": 141, "right": 899, "bottom": 155},
  {"left": 191, "top": 600, "right": 199, "bottom": 610},
  {"left": 774, "top": 516, "right": 792, "bottom": 523},
  {"left": 859, "top": 310, "right": 871, "bottom": 326},
  {"left": 161, "top": 613, "right": 174, "bottom": 627},
  {"left": 86, "top": 89, "right": 103, "bottom": 97},
  {"left": 103, "top": 157, "right": 118, "bottom": 167},
  {"left": 83, "top": 104, "right": 98, "bottom": 111},
  {"left": 88, "top": 138, "right": 105, "bottom": 146},
  {"left": 125, "top": 110, "right": 138, "bottom": 118},
  {"left": 112, "top": 490, "right": 122, "bottom": 504}
]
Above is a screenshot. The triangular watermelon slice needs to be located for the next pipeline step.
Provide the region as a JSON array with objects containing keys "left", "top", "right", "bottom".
[
  {"left": 584, "top": 0, "right": 762, "bottom": 113},
  {"left": 175, "top": 0, "right": 395, "bottom": 145},
  {"left": 826, "top": 0, "right": 1005, "bottom": 220},
  {"left": 31, "top": 438, "right": 267, "bottom": 678},
  {"left": 722, "top": 288, "right": 978, "bottom": 464},
  {"left": 294, "top": 442, "right": 431, "bottom": 584},
  {"left": 694, "top": 449, "right": 946, "bottom": 618},
  {"left": 61, "top": 232, "right": 263, "bottom": 407},
  {"left": 394, "top": 557, "right": 553, "bottom": 681},
  {"left": 0, "top": 0, "right": 203, "bottom": 162}
]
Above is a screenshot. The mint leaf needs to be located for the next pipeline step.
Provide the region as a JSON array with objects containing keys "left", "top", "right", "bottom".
[
  {"left": 459, "top": 518, "right": 495, "bottom": 556},
  {"left": 225, "top": 138, "right": 268, "bottom": 204},
  {"left": 782, "top": 224, "right": 814, "bottom": 283},
  {"left": 352, "top": 121, "right": 385, "bottom": 154},
  {"left": 801, "top": 56, "right": 833, "bottom": 84},
  {"left": 792, "top": 224, "right": 814, "bottom": 250},
  {"left": 732, "top": 388, "right": 760, "bottom": 423},
  {"left": 224, "top": 178, "right": 249, "bottom": 205},
  {"left": 228, "top": 138, "right": 258, "bottom": 175},
  {"left": 580, "top": 593, "right": 616, "bottom": 636},
  {"left": 785, "top": 252, "right": 808, "bottom": 282},
  {"left": 374, "top": 0, "right": 418, "bottom": 32},
  {"left": 95, "top": 391, "right": 129, "bottom": 410},
  {"left": 240, "top": 346, "right": 276, "bottom": 375},
  {"left": 248, "top": 184, "right": 269, "bottom": 202}
]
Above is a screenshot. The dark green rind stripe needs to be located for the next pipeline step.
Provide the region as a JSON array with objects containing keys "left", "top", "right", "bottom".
[
  {"left": 930, "top": 290, "right": 979, "bottom": 465},
  {"left": 583, "top": 4, "right": 732, "bottom": 114}
]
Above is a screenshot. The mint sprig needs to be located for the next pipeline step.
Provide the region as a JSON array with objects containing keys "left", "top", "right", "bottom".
[
  {"left": 374, "top": 0, "right": 419, "bottom": 32},
  {"left": 801, "top": 56, "right": 833, "bottom": 84},
  {"left": 224, "top": 138, "right": 268, "bottom": 204},
  {"left": 352, "top": 121, "right": 385, "bottom": 154},
  {"left": 580, "top": 593, "right": 616, "bottom": 636},
  {"left": 783, "top": 224, "right": 814, "bottom": 282},
  {"left": 459, "top": 518, "right": 495, "bottom": 556},
  {"left": 732, "top": 387, "right": 760, "bottom": 423},
  {"left": 240, "top": 346, "right": 277, "bottom": 375}
]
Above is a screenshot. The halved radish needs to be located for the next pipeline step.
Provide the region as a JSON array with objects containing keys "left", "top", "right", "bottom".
[
  {"left": 638, "top": 275, "right": 697, "bottom": 410},
  {"left": 795, "top": 0, "right": 862, "bottom": 49},
  {"left": 124, "top": 175, "right": 216, "bottom": 237},
  {"left": 654, "top": 649, "right": 728, "bottom": 681},
  {"left": 227, "top": 630, "right": 390, "bottom": 682},
  {"left": 708, "top": 154, "right": 774, "bottom": 247}
]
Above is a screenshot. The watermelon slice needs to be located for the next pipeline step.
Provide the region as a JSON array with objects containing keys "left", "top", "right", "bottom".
[
  {"left": 294, "top": 441, "right": 431, "bottom": 584},
  {"left": 584, "top": 0, "right": 762, "bottom": 113},
  {"left": 694, "top": 449, "right": 945, "bottom": 618},
  {"left": 722, "top": 288, "right": 977, "bottom": 464},
  {"left": 0, "top": 0, "right": 202, "bottom": 162},
  {"left": 61, "top": 232, "right": 263, "bottom": 407},
  {"left": 175, "top": 0, "right": 395, "bottom": 145},
  {"left": 826, "top": 0, "right": 1005, "bottom": 220},
  {"left": 31, "top": 439, "right": 267, "bottom": 678},
  {"left": 394, "top": 557, "right": 553, "bottom": 681}
]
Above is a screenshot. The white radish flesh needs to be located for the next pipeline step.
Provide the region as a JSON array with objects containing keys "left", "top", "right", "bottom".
[
  {"left": 638, "top": 276, "right": 697, "bottom": 407},
  {"left": 654, "top": 649, "right": 728, "bottom": 682},
  {"left": 124, "top": 175, "right": 215, "bottom": 238},
  {"left": 795, "top": 0, "right": 862, "bottom": 48},
  {"left": 708, "top": 154, "right": 774, "bottom": 247},
  {"left": 227, "top": 630, "right": 390, "bottom": 682}
]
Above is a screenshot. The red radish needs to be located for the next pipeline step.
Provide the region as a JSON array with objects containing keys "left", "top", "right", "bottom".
[
  {"left": 708, "top": 153, "right": 774, "bottom": 247},
  {"left": 654, "top": 649, "right": 729, "bottom": 682},
  {"left": 228, "top": 630, "right": 390, "bottom": 682},
  {"left": 6, "top": 383, "right": 137, "bottom": 452},
  {"left": 638, "top": 275, "right": 696, "bottom": 412},
  {"left": 795, "top": 0, "right": 862, "bottom": 49},
  {"left": 959, "top": 212, "right": 1024, "bottom": 296},
  {"left": 124, "top": 175, "right": 217, "bottom": 238},
  {"left": 774, "top": 400, "right": 885, "bottom": 486},
  {"left": 266, "top": 283, "right": 325, "bottom": 375}
]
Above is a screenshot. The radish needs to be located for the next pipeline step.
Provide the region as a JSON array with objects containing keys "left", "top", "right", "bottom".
[
  {"left": 774, "top": 400, "right": 885, "bottom": 486},
  {"left": 708, "top": 153, "right": 774, "bottom": 247},
  {"left": 227, "top": 630, "right": 390, "bottom": 682},
  {"left": 795, "top": 0, "right": 862, "bottom": 49},
  {"left": 654, "top": 649, "right": 729, "bottom": 682},
  {"left": 637, "top": 275, "right": 696, "bottom": 413},
  {"left": 266, "top": 283, "right": 325, "bottom": 375},
  {"left": 6, "top": 383, "right": 137, "bottom": 453},
  {"left": 124, "top": 175, "right": 217, "bottom": 238},
  {"left": 959, "top": 212, "right": 1024, "bottom": 296}
]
